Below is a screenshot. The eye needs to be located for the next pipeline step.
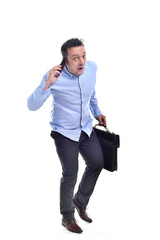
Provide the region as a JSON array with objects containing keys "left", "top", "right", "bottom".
[{"left": 73, "top": 57, "right": 79, "bottom": 61}]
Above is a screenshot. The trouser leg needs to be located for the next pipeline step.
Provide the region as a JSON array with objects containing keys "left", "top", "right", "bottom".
[
  {"left": 53, "top": 132, "right": 79, "bottom": 220},
  {"left": 74, "top": 130, "right": 104, "bottom": 207}
]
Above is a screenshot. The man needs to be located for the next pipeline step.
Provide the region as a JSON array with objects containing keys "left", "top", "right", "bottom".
[{"left": 28, "top": 38, "right": 106, "bottom": 234}]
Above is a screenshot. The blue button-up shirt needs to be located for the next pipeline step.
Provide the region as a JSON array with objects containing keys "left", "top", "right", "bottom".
[{"left": 28, "top": 60, "right": 102, "bottom": 141}]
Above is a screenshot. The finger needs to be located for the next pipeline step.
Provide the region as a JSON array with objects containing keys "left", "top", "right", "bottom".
[
  {"left": 103, "top": 118, "right": 107, "bottom": 127},
  {"left": 104, "top": 119, "right": 107, "bottom": 127},
  {"left": 50, "top": 65, "right": 62, "bottom": 73},
  {"left": 56, "top": 65, "right": 63, "bottom": 69},
  {"left": 54, "top": 70, "right": 62, "bottom": 78},
  {"left": 101, "top": 118, "right": 106, "bottom": 127},
  {"left": 99, "top": 119, "right": 103, "bottom": 125}
]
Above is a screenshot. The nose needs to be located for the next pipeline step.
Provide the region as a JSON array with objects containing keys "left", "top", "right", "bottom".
[{"left": 79, "top": 58, "right": 85, "bottom": 65}]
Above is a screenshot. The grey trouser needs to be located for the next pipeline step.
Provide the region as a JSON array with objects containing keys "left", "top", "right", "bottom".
[{"left": 51, "top": 130, "right": 104, "bottom": 220}]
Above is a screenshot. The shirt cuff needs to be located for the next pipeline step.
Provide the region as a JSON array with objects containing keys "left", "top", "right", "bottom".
[{"left": 93, "top": 109, "right": 102, "bottom": 119}]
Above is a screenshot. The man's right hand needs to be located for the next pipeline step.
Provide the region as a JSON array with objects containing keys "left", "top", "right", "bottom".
[{"left": 42, "top": 65, "right": 62, "bottom": 91}]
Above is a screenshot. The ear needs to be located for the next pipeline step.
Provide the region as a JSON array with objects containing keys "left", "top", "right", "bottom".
[{"left": 65, "top": 57, "right": 68, "bottom": 64}]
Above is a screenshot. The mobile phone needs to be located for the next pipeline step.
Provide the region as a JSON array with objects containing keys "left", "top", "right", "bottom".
[
  {"left": 54, "top": 59, "right": 66, "bottom": 77},
  {"left": 59, "top": 58, "right": 66, "bottom": 72}
]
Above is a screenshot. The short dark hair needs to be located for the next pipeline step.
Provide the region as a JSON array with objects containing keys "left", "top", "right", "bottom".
[{"left": 61, "top": 38, "right": 84, "bottom": 58}]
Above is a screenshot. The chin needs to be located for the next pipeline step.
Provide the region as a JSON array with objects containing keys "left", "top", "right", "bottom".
[{"left": 77, "top": 70, "right": 84, "bottom": 76}]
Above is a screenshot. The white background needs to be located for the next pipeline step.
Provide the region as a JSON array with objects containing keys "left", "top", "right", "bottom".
[{"left": 0, "top": 0, "right": 160, "bottom": 239}]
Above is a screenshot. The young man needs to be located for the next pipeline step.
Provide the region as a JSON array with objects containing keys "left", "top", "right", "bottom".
[{"left": 28, "top": 38, "right": 106, "bottom": 234}]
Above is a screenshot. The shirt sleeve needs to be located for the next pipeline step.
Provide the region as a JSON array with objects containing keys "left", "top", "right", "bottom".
[
  {"left": 89, "top": 88, "right": 102, "bottom": 118},
  {"left": 27, "top": 71, "right": 52, "bottom": 111}
]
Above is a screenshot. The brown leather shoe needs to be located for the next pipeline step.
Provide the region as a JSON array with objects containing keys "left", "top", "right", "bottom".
[
  {"left": 73, "top": 199, "right": 93, "bottom": 223},
  {"left": 62, "top": 218, "right": 83, "bottom": 233}
]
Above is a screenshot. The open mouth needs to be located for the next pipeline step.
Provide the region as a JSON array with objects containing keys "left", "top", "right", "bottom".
[{"left": 78, "top": 66, "right": 84, "bottom": 71}]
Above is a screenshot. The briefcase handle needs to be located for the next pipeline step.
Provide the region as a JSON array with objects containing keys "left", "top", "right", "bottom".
[
  {"left": 94, "top": 124, "right": 111, "bottom": 133},
  {"left": 94, "top": 124, "right": 120, "bottom": 148}
]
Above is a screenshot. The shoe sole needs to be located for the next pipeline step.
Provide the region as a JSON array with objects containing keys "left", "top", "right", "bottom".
[{"left": 62, "top": 222, "right": 83, "bottom": 234}]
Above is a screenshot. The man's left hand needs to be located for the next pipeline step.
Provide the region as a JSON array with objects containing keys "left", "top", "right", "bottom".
[{"left": 96, "top": 114, "right": 107, "bottom": 127}]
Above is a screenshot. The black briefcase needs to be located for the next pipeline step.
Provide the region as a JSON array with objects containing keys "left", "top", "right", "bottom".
[{"left": 93, "top": 125, "right": 120, "bottom": 172}]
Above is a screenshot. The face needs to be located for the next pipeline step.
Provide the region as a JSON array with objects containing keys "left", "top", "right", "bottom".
[{"left": 65, "top": 46, "right": 86, "bottom": 76}]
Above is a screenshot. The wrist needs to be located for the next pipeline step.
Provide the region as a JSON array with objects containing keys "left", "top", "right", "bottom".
[
  {"left": 42, "top": 78, "right": 51, "bottom": 91},
  {"left": 42, "top": 83, "right": 50, "bottom": 92}
]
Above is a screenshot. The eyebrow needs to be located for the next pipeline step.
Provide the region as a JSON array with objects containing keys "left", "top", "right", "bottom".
[{"left": 72, "top": 52, "right": 86, "bottom": 57}]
